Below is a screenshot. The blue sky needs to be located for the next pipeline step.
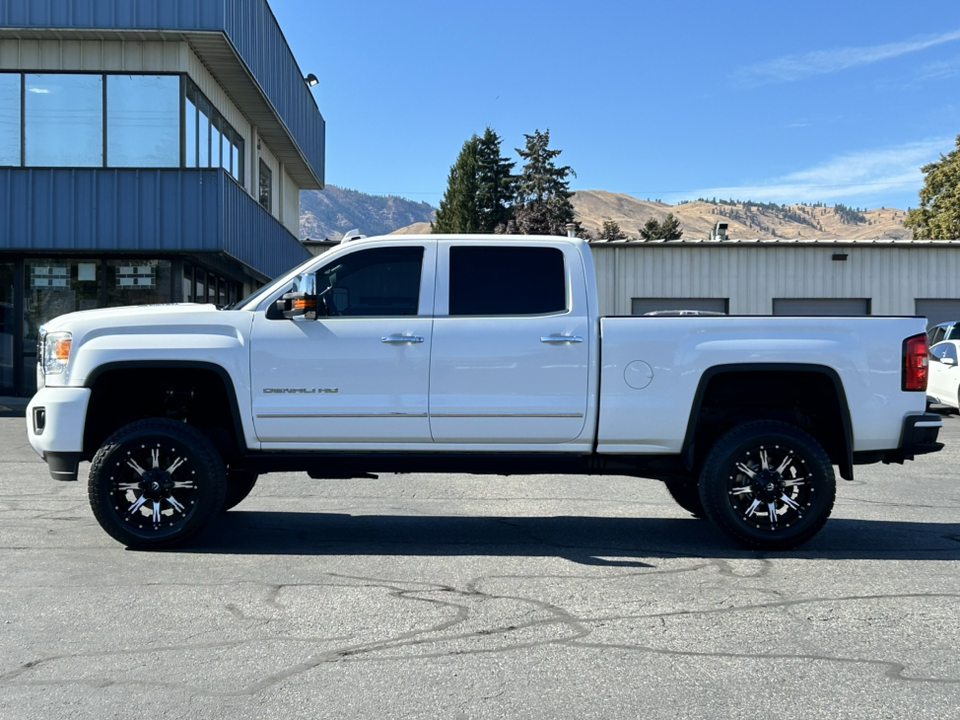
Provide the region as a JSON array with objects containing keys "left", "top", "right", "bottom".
[{"left": 269, "top": 0, "right": 960, "bottom": 211}]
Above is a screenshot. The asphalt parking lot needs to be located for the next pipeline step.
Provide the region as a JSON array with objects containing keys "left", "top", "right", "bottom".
[{"left": 1, "top": 411, "right": 959, "bottom": 720}]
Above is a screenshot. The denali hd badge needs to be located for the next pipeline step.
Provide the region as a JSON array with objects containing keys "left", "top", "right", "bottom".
[{"left": 263, "top": 387, "right": 339, "bottom": 394}]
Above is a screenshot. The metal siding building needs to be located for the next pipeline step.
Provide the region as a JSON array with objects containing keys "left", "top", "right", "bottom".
[
  {"left": 591, "top": 239, "right": 960, "bottom": 321},
  {"left": 0, "top": 0, "right": 325, "bottom": 396}
]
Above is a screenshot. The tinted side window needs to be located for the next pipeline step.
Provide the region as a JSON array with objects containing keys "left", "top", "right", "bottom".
[
  {"left": 449, "top": 246, "right": 566, "bottom": 316},
  {"left": 319, "top": 246, "right": 424, "bottom": 317}
]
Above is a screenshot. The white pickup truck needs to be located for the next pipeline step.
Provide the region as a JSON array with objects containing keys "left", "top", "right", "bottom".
[{"left": 26, "top": 234, "right": 942, "bottom": 550}]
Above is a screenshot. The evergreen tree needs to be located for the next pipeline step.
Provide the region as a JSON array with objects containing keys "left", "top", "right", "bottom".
[
  {"left": 433, "top": 128, "right": 516, "bottom": 234},
  {"left": 638, "top": 213, "right": 684, "bottom": 241},
  {"left": 597, "top": 220, "right": 628, "bottom": 240},
  {"left": 433, "top": 136, "right": 481, "bottom": 233},
  {"left": 503, "top": 129, "right": 583, "bottom": 236},
  {"left": 904, "top": 134, "right": 960, "bottom": 239},
  {"left": 475, "top": 127, "right": 515, "bottom": 232}
]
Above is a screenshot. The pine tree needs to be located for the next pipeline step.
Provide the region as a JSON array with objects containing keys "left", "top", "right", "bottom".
[
  {"left": 433, "top": 128, "right": 515, "bottom": 234},
  {"left": 904, "top": 134, "right": 960, "bottom": 239},
  {"left": 433, "top": 136, "right": 481, "bottom": 233},
  {"left": 638, "top": 213, "right": 684, "bottom": 241},
  {"left": 597, "top": 220, "right": 628, "bottom": 240},
  {"left": 475, "top": 127, "right": 515, "bottom": 232},
  {"left": 503, "top": 129, "right": 583, "bottom": 236}
]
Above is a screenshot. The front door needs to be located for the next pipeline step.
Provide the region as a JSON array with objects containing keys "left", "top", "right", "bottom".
[{"left": 251, "top": 243, "right": 436, "bottom": 445}]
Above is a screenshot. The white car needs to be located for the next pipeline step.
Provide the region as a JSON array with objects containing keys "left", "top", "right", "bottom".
[{"left": 928, "top": 340, "right": 960, "bottom": 410}]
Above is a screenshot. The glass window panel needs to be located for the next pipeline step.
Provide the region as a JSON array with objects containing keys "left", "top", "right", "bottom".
[
  {"left": 106, "top": 259, "right": 171, "bottom": 307},
  {"left": 106, "top": 75, "right": 179, "bottom": 167},
  {"left": 24, "top": 260, "right": 102, "bottom": 364},
  {"left": 182, "top": 264, "right": 194, "bottom": 302},
  {"left": 0, "top": 74, "right": 21, "bottom": 166},
  {"left": 218, "top": 276, "right": 226, "bottom": 307},
  {"left": 210, "top": 116, "right": 222, "bottom": 169},
  {"left": 195, "top": 272, "right": 205, "bottom": 304},
  {"left": 449, "top": 246, "right": 567, "bottom": 316},
  {"left": 221, "top": 129, "right": 230, "bottom": 174},
  {"left": 0, "top": 262, "right": 14, "bottom": 393},
  {"left": 317, "top": 246, "right": 424, "bottom": 317},
  {"left": 185, "top": 87, "right": 198, "bottom": 168},
  {"left": 24, "top": 74, "right": 102, "bottom": 167},
  {"left": 197, "top": 96, "right": 210, "bottom": 168},
  {"left": 231, "top": 140, "right": 241, "bottom": 183},
  {"left": 259, "top": 159, "right": 272, "bottom": 211}
]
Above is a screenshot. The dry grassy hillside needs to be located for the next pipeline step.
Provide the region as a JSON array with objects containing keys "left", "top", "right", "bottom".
[
  {"left": 573, "top": 190, "right": 910, "bottom": 240},
  {"left": 390, "top": 221, "right": 433, "bottom": 235}
]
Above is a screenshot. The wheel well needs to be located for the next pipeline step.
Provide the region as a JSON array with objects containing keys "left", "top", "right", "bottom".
[
  {"left": 686, "top": 368, "right": 851, "bottom": 479},
  {"left": 83, "top": 365, "right": 243, "bottom": 463}
]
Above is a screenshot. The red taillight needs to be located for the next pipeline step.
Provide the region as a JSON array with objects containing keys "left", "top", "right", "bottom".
[{"left": 903, "top": 334, "right": 929, "bottom": 391}]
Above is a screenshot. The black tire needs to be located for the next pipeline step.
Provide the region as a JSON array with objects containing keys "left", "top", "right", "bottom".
[
  {"left": 664, "top": 480, "right": 707, "bottom": 519},
  {"left": 698, "top": 420, "right": 836, "bottom": 550},
  {"left": 88, "top": 418, "right": 227, "bottom": 549},
  {"left": 222, "top": 470, "right": 259, "bottom": 512}
]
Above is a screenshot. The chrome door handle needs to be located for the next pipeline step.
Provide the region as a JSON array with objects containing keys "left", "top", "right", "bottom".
[
  {"left": 540, "top": 335, "right": 584, "bottom": 344},
  {"left": 381, "top": 335, "right": 425, "bottom": 344}
]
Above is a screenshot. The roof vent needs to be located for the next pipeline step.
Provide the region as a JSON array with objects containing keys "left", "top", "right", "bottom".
[{"left": 710, "top": 221, "right": 729, "bottom": 241}]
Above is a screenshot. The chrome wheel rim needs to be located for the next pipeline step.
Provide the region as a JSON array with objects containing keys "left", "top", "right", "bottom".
[
  {"left": 726, "top": 444, "right": 815, "bottom": 531},
  {"left": 108, "top": 440, "right": 199, "bottom": 533}
]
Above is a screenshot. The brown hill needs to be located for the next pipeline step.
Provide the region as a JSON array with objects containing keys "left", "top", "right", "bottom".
[{"left": 573, "top": 190, "right": 910, "bottom": 241}]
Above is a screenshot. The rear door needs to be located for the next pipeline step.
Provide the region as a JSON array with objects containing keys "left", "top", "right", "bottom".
[{"left": 429, "top": 242, "right": 590, "bottom": 443}]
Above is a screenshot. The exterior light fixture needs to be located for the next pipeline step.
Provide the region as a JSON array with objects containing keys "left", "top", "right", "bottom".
[{"left": 304, "top": 73, "right": 319, "bottom": 87}]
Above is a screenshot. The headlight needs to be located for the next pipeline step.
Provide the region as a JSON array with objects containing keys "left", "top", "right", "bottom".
[{"left": 41, "top": 331, "right": 72, "bottom": 375}]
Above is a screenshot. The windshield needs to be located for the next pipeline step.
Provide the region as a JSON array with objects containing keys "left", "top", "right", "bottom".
[{"left": 231, "top": 253, "right": 325, "bottom": 311}]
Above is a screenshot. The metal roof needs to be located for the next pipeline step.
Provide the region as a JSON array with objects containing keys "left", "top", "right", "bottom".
[{"left": 590, "top": 237, "right": 960, "bottom": 248}]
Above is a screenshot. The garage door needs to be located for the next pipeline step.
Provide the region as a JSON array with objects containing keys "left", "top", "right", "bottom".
[
  {"left": 631, "top": 298, "right": 728, "bottom": 315},
  {"left": 773, "top": 298, "right": 870, "bottom": 316},
  {"left": 915, "top": 299, "right": 960, "bottom": 329}
]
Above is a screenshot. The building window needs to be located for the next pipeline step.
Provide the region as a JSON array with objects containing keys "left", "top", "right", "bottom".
[
  {"left": 2, "top": 73, "right": 244, "bottom": 180},
  {"left": 259, "top": 159, "right": 272, "bottom": 212},
  {"left": 24, "top": 74, "right": 103, "bottom": 167},
  {"left": 184, "top": 79, "right": 244, "bottom": 183},
  {"left": 0, "top": 74, "right": 20, "bottom": 166},
  {"left": 106, "top": 75, "right": 180, "bottom": 167},
  {"left": 106, "top": 259, "right": 171, "bottom": 308}
]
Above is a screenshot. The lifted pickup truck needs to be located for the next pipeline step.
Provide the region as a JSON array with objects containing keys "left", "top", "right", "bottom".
[{"left": 26, "top": 235, "right": 942, "bottom": 550}]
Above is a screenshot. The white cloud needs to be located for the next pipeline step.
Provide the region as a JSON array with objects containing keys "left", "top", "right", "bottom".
[
  {"left": 737, "top": 29, "right": 960, "bottom": 86},
  {"left": 669, "top": 138, "right": 953, "bottom": 205},
  {"left": 918, "top": 55, "right": 960, "bottom": 81}
]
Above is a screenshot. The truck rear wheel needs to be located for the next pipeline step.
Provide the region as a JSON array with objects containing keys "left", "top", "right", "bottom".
[
  {"left": 664, "top": 480, "right": 707, "bottom": 519},
  {"left": 88, "top": 419, "right": 227, "bottom": 549},
  {"left": 698, "top": 420, "right": 836, "bottom": 550}
]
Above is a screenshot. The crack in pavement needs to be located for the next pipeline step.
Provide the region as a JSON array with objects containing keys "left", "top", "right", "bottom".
[{"left": 2, "top": 574, "right": 957, "bottom": 696}]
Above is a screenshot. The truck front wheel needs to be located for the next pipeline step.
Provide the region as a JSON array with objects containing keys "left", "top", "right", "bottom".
[
  {"left": 698, "top": 421, "right": 836, "bottom": 550},
  {"left": 88, "top": 419, "right": 227, "bottom": 549}
]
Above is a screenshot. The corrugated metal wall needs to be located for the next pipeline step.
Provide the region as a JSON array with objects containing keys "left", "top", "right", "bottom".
[
  {"left": 0, "top": 167, "right": 308, "bottom": 278},
  {"left": 0, "top": 38, "right": 185, "bottom": 71},
  {"left": 590, "top": 243, "right": 960, "bottom": 316},
  {"left": 0, "top": 0, "right": 324, "bottom": 184}
]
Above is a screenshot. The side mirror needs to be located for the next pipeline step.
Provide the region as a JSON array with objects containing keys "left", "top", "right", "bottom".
[
  {"left": 276, "top": 272, "right": 319, "bottom": 320},
  {"left": 943, "top": 356, "right": 956, "bottom": 366}
]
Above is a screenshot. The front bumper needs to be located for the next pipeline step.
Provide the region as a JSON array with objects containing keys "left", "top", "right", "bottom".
[
  {"left": 882, "top": 413, "right": 944, "bottom": 464},
  {"left": 26, "top": 387, "right": 92, "bottom": 481}
]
